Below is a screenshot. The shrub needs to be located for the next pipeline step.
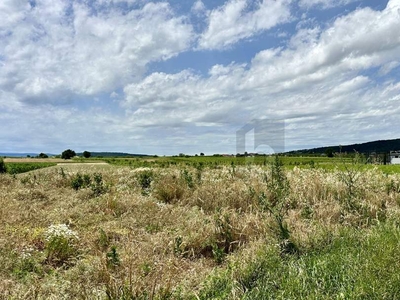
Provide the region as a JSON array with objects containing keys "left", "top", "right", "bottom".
[
  {"left": 91, "top": 173, "right": 108, "bottom": 197},
  {"left": 61, "top": 149, "right": 76, "bottom": 160},
  {"left": 71, "top": 173, "right": 85, "bottom": 190},
  {"left": 83, "top": 151, "right": 91, "bottom": 158},
  {"left": 137, "top": 170, "right": 153, "bottom": 191},
  {"left": 259, "top": 155, "right": 298, "bottom": 255},
  {"left": 0, "top": 158, "right": 6, "bottom": 173},
  {"left": 44, "top": 224, "right": 79, "bottom": 267}
]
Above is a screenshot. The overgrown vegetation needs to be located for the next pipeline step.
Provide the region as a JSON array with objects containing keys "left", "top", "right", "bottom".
[
  {"left": 1, "top": 159, "right": 400, "bottom": 298},
  {"left": 5, "top": 162, "right": 57, "bottom": 174}
]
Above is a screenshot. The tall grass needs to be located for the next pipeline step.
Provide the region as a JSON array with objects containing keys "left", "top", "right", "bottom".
[{"left": 1, "top": 162, "right": 400, "bottom": 298}]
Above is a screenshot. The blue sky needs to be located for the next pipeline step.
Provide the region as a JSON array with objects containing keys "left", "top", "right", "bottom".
[{"left": 1, "top": 0, "right": 400, "bottom": 155}]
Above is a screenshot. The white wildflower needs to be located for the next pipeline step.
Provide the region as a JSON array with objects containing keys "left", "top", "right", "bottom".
[{"left": 44, "top": 224, "right": 79, "bottom": 241}]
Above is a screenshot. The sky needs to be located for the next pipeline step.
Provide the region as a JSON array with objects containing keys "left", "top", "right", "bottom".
[{"left": 1, "top": 0, "right": 400, "bottom": 155}]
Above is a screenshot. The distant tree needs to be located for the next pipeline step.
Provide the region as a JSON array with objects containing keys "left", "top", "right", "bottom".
[
  {"left": 83, "top": 151, "right": 91, "bottom": 158},
  {"left": 0, "top": 158, "right": 6, "bottom": 173},
  {"left": 27, "top": 155, "right": 31, "bottom": 158},
  {"left": 61, "top": 149, "right": 76, "bottom": 160},
  {"left": 200, "top": 153, "right": 205, "bottom": 156},
  {"left": 179, "top": 153, "right": 185, "bottom": 157},
  {"left": 325, "top": 148, "right": 334, "bottom": 158},
  {"left": 38, "top": 153, "right": 48, "bottom": 158}
]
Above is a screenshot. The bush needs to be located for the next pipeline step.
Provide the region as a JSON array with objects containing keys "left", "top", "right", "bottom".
[
  {"left": 0, "top": 158, "right": 6, "bottom": 173},
  {"left": 83, "top": 151, "right": 91, "bottom": 158},
  {"left": 61, "top": 149, "right": 76, "bottom": 160},
  {"left": 44, "top": 224, "right": 79, "bottom": 267}
]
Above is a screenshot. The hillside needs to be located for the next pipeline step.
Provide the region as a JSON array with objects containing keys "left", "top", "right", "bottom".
[
  {"left": 80, "top": 152, "right": 150, "bottom": 158},
  {"left": 289, "top": 138, "right": 400, "bottom": 155}
]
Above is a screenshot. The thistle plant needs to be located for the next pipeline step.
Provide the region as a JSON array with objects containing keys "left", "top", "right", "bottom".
[
  {"left": 259, "top": 155, "right": 298, "bottom": 255},
  {"left": 335, "top": 151, "right": 364, "bottom": 213}
]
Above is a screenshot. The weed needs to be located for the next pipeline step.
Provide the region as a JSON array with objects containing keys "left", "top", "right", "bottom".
[
  {"left": 181, "top": 169, "right": 194, "bottom": 189},
  {"left": 44, "top": 224, "right": 79, "bottom": 267},
  {"left": 137, "top": 170, "right": 154, "bottom": 192},
  {"left": 106, "top": 246, "right": 120, "bottom": 269},
  {"left": 259, "top": 156, "right": 298, "bottom": 255},
  {"left": 0, "top": 158, "right": 6, "bottom": 173},
  {"left": 335, "top": 151, "right": 364, "bottom": 213},
  {"left": 71, "top": 173, "right": 85, "bottom": 190},
  {"left": 173, "top": 236, "right": 184, "bottom": 256},
  {"left": 91, "top": 173, "right": 108, "bottom": 197},
  {"left": 97, "top": 229, "right": 110, "bottom": 251}
]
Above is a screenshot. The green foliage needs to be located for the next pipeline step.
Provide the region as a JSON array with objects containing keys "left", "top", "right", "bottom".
[
  {"left": 259, "top": 156, "right": 298, "bottom": 255},
  {"left": 0, "top": 158, "right": 6, "bottom": 173},
  {"left": 106, "top": 246, "right": 120, "bottom": 268},
  {"left": 37, "top": 153, "right": 48, "bottom": 158},
  {"left": 97, "top": 229, "right": 110, "bottom": 251},
  {"left": 61, "top": 149, "right": 76, "bottom": 160},
  {"left": 70, "top": 172, "right": 108, "bottom": 197},
  {"left": 196, "top": 223, "right": 400, "bottom": 299},
  {"left": 83, "top": 151, "right": 91, "bottom": 158},
  {"left": 91, "top": 173, "right": 108, "bottom": 197},
  {"left": 336, "top": 152, "right": 364, "bottom": 213},
  {"left": 44, "top": 224, "right": 79, "bottom": 267},
  {"left": 137, "top": 170, "right": 153, "bottom": 191},
  {"left": 6, "top": 162, "right": 56, "bottom": 174},
  {"left": 173, "top": 236, "right": 184, "bottom": 256},
  {"left": 71, "top": 173, "right": 85, "bottom": 190},
  {"left": 181, "top": 169, "right": 194, "bottom": 188}
]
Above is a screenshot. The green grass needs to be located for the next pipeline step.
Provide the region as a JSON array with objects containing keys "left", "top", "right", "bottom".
[
  {"left": 105, "top": 155, "right": 351, "bottom": 169},
  {"left": 5, "top": 162, "right": 57, "bottom": 174},
  {"left": 196, "top": 222, "right": 400, "bottom": 299}
]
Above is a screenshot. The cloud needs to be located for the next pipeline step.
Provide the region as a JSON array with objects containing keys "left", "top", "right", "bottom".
[
  {"left": 2, "top": 0, "right": 400, "bottom": 154},
  {"left": 122, "top": 0, "right": 400, "bottom": 150},
  {"left": 191, "top": 0, "right": 206, "bottom": 15},
  {"left": 298, "top": 0, "right": 358, "bottom": 9},
  {"left": 0, "top": 0, "right": 194, "bottom": 105},
  {"left": 198, "top": 0, "right": 292, "bottom": 50}
]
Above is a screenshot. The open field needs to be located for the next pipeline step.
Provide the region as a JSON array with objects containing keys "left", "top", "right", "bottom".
[
  {"left": 1, "top": 158, "right": 400, "bottom": 298},
  {"left": 4, "top": 158, "right": 107, "bottom": 164}
]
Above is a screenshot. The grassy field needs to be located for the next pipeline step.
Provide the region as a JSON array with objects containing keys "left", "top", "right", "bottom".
[{"left": 1, "top": 157, "right": 400, "bottom": 298}]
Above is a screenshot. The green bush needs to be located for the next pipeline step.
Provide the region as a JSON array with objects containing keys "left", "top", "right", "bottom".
[
  {"left": 44, "top": 224, "right": 79, "bottom": 267},
  {"left": 0, "top": 158, "right": 6, "bottom": 173}
]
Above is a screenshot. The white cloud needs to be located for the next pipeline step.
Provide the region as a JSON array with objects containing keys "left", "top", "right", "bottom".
[
  {"left": 0, "top": 0, "right": 194, "bottom": 105},
  {"left": 198, "top": 0, "right": 292, "bottom": 50},
  {"left": 191, "top": 0, "right": 206, "bottom": 15},
  {"left": 122, "top": 0, "right": 400, "bottom": 151},
  {"left": 298, "top": 0, "right": 358, "bottom": 9},
  {"left": 2, "top": 0, "right": 400, "bottom": 154}
]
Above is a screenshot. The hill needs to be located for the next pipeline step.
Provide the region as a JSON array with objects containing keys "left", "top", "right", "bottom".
[
  {"left": 78, "top": 152, "right": 150, "bottom": 158},
  {"left": 289, "top": 138, "right": 400, "bottom": 155}
]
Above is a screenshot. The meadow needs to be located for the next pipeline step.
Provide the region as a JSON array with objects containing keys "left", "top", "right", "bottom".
[{"left": 1, "top": 156, "right": 400, "bottom": 299}]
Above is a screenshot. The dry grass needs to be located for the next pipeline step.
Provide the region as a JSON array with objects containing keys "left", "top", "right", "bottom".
[{"left": 1, "top": 164, "right": 400, "bottom": 298}]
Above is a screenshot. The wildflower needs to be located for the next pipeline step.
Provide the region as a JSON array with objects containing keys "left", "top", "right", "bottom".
[{"left": 44, "top": 224, "right": 79, "bottom": 242}]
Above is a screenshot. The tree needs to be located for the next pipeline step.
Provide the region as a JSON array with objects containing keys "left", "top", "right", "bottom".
[
  {"left": 325, "top": 148, "right": 334, "bottom": 158},
  {"left": 200, "top": 153, "right": 205, "bottom": 156},
  {"left": 83, "top": 151, "right": 91, "bottom": 158},
  {"left": 61, "top": 149, "right": 76, "bottom": 160},
  {"left": 38, "top": 153, "right": 48, "bottom": 158},
  {"left": 0, "top": 158, "right": 6, "bottom": 173}
]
